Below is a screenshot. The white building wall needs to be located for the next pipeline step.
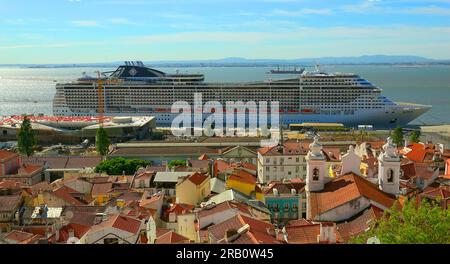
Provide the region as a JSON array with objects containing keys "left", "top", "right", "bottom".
[
  {"left": 315, "top": 196, "right": 371, "bottom": 222},
  {"left": 83, "top": 226, "right": 141, "bottom": 244},
  {"left": 177, "top": 213, "right": 197, "bottom": 242},
  {"left": 257, "top": 152, "right": 307, "bottom": 184}
]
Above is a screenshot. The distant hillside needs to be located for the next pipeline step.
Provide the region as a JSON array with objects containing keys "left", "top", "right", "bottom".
[
  {"left": 2, "top": 55, "right": 449, "bottom": 68},
  {"left": 143, "top": 55, "right": 445, "bottom": 66}
]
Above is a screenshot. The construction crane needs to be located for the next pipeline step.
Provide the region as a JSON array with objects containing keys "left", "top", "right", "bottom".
[{"left": 96, "top": 71, "right": 105, "bottom": 126}]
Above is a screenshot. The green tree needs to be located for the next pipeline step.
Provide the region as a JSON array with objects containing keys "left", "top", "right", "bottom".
[
  {"left": 17, "top": 116, "right": 36, "bottom": 157},
  {"left": 350, "top": 199, "right": 450, "bottom": 244},
  {"left": 95, "top": 157, "right": 151, "bottom": 175},
  {"left": 168, "top": 159, "right": 187, "bottom": 169},
  {"left": 409, "top": 130, "right": 421, "bottom": 144},
  {"left": 150, "top": 131, "right": 165, "bottom": 140},
  {"left": 96, "top": 127, "right": 110, "bottom": 156},
  {"left": 358, "top": 129, "right": 368, "bottom": 142},
  {"left": 391, "top": 126, "right": 404, "bottom": 147}
]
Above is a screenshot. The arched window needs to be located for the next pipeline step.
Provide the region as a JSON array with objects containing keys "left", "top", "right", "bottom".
[
  {"left": 313, "top": 168, "right": 319, "bottom": 181},
  {"left": 387, "top": 169, "right": 394, "bottom": 183}
]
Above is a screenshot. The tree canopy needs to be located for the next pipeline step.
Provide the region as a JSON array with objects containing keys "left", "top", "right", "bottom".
[
  {"left": 350, "top": 199, "right": 450, "bottom": 244},
  {"left": 17, "top": 116, "right": 36, "bottom": 157},
  {"left": 96, "top": 127, "right": 110, "bottom": 156},
  {"left": 95, "top": 157, "right": 151, "bottom": 175},
  {"left": 149, "top": 131, "right": 166, "bottom": 140},
  {"left": 409, "top": 130, "right": 421, "bottom": 144},
  {"left": 391, "top": 126, "right": 404, "bottom": 147},
  {"left": 168, "top": 159, "right": 187, "bottom": 169}
]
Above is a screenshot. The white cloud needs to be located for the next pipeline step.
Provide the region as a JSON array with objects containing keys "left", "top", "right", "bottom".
[
  {"left": 271, "top": 8, "right": 333, "bottom": 16},
  {"left": 71, "top": 20, "right": 100, "bottom": 27},
  {"left": 126, "top": 25, "right": 450, "bottom": 45},
  {"left": 0, "top": 43, "right": 72, "bottom": 49},
  {"left": 158, "top": 12, "right": 200, "bottom": 20},
  {"left": 402, "top": 5, "right": 450, "bottom": 16},
  {"left": 342, "top": 1, "right": 450, "bottom": 15},
  {"left": 129, "top": 31, "right": 271, "bottom": 44},
  {"left": 107, "top": 18, "right": 137, "bottom": 25}
]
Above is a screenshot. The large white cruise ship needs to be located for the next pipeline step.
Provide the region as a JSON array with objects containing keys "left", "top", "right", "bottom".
[{"left": 53, "top": 61, "right": 431, "bottom": 128}]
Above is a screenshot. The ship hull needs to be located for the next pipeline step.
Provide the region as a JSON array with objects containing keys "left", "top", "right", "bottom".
[{"left": 53, "top": 103, "right": 430, "bottom": 128}]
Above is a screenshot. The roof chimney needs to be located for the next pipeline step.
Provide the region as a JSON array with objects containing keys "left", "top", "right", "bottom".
[
  {"left": 68, "top": 228, "right": 75, "bottom": 238},
  {"left": 317, "top": 223, "right": 337, "bottom": 244},
  {"left": 225, "top": 224, "right": 250, "bottom": 243},
  {"left": 225, "top": 229, "right": 239, "bottom": 243},
  {"left": 272, "top": 188, "right": 279, "bottom": 196},
  {"left": 116, "top": 198, "right": 125, "bottom": 208}
]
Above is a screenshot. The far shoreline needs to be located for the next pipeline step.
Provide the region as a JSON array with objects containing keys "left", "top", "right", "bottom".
[{"left": 1, "top": 62, "right": 450, "bottom": 69}]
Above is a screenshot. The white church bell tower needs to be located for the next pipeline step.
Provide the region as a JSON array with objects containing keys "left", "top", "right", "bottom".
[
  {"left": 306, "top": 136, "right": 327, "bottom": 192},
  {"left": 378, "top": 137, "right": 401, "bottom": 195}
]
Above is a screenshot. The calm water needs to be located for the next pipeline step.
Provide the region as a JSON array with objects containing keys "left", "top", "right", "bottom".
[{"left": 0, "top": 65, "right": 449, "bottom": 125}]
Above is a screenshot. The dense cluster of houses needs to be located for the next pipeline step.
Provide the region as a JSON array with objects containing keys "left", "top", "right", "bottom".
[{"left": 0, "top": 136, "right": 449, "bottom": 244}]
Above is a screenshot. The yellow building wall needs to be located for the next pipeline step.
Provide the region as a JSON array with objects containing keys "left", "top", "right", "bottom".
[
  {"left": 176, "top": 179, "right": 211, "bottom": 206},
  {"left": 226, "top": 179, "right": 255, "bottom": 196},
  {"left": 255, "top": 191, "right": 264, "bottom": 202}
]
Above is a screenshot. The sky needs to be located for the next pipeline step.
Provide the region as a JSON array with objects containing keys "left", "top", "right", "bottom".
[{"left": 0, "top": 0, "right": 450, "bottom": 63}]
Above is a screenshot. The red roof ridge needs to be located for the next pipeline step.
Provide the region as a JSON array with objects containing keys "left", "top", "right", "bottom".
[{"left": 187, "top": 172, "right": 208, "bottom": 185}]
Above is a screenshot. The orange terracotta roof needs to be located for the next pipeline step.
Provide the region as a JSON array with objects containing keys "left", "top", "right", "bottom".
[
  {"left": 284, "top": 224, "right": 321, "bottom": 244},
  {"left": 152, "top": 228, "right": 170, "bottom": 239},
  {"left": 197, "top": 201, "right": 251, "bottom": 218},
  {"left": 215, "top": 159, "right": 232, "bottom": 175},
  {"left": 401, "top": 162, "right": 437, "bottom": 180},
  {"left": 236, "top": 162, "right": 257, "bottom": 171},
  {"left": 91, "top": 182, "right": 113, "bottom": 196},
  {"left": 0, "top": 179, "right": 21, "bottom": 189},
  {"left": 419, "top": 186, "right": 450, "bottom": 200},
  {"left": 337, "top": 205, "right": 383, "bottom": 242},
  {"left": 284, "top": 223, "right": 342, "bottom": 244},
  {"left": 139, "top": 193, "right": 162, "bottom": 207},
  {"left": 52, "top": 186, "right": 85, "bottom": 206},
  {"left": 170, "top": 203, "right": 195, "bottom": 215},
  {"left": 58, "top": 223, "right": 91, "bottom": 242},
  {"left": 402, "top": 143, "right": 439, "bottom": 163},
  {"left": 258, "top": 142, "right": 307, "bottom": 156},
  {"left": 208, "top": 213, "right": 278, "bottom": 244},
  {"left": 18, "top": 164, "right": 43, "bottom": 175},
  {"left": 188, "top": 172, "right": 209, "bottom": 185},
  {"left": 155, "top": 231, "right": 190, "bottom": 244},
  {"left": 263, "top": 180, "right": 305, "bottom": 195},
  {"left": 286, "top": 219, "right": 312, "bottom": 227},
  {"left": 125, "top": 204, "right": 157, "bottom": 220},
  {"left": 309, "top": 173, "right": 396, "bottom": 219},
  {"left": 198, "top": 154, "right": 210, "bottom": 160},
  {"left": 3, "top": 230, "right": 41, "bottom": 244},
  {"left": 89, "top": 214, "right": 142, "bottom": 235},
  {"left": 446, "top": 159, "right": 450, "bottom": 176},
  {"left": 0, "top": 150, "right": 18, "bottom": 161},
  {"left": 228, "top": 169, "right": 256, "bottom": 185}
]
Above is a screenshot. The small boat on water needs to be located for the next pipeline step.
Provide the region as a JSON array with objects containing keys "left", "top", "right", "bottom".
[{"left": 268, "top": 65, "right": 305, "bottom": 74}]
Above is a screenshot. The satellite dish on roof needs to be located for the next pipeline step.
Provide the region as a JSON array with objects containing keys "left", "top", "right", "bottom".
[
  {"left": 66, "top": 211, "right": 74, "bottom": 219},
  {"left": 367, "top": 236, "right": 381, "bottom": 244},
  {"left": 67, "top": 237, "right": 79, "bottom": 244}
]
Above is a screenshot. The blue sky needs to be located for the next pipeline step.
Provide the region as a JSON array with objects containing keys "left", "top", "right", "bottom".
[{"left": 1, "top": 0, "right": 450, "bottom": 63}]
